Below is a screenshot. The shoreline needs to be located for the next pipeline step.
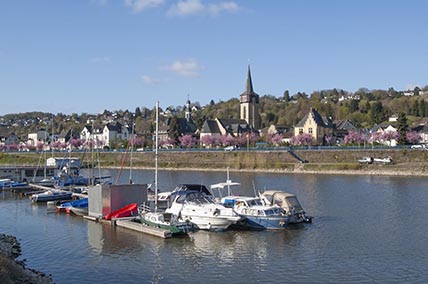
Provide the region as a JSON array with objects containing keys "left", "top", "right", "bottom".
[{"left": 0, "top": 234, "right": 53, "bottom": 284}]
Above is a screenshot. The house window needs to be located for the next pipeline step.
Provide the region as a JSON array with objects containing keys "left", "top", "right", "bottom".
[
  {"left": 299, "top": 128, "right": 303, "bottom": 134},
  {"left": 243, "top": 106, "right": 247, "bottom": 119},
  {"left": 309, "top": 128, "right": 313, "bottom": 134}
]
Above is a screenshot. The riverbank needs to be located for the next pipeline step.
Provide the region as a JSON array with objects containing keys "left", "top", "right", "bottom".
[
  {"left": 0, "top": 234, "right": 53, "bottom": 284},
  {"left": 2, "top": 149, "right": 428, "bottom": 176}
]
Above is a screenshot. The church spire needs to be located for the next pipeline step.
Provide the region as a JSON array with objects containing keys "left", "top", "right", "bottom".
[{"left": 246, "top": 64, "right": 254, "bottom": 94}]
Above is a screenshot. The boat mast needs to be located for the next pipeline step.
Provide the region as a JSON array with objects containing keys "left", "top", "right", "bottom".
[
  {"left": 129, "top": 114, "right": 135, "bottom": 184},
  {"left": 155, "top": 101, "right": 159, "bottom": 212}
]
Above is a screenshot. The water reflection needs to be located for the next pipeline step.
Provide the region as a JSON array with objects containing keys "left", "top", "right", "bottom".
[{"left": 3, "top": 171, "right": 428, "bottom": 284}]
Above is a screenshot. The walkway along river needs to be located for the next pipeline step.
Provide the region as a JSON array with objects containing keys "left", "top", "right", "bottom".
[{"left": 1, "top": 169, "right": 428, "bottom": 283}]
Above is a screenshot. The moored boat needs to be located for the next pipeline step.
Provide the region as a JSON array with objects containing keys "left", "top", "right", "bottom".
[
  {"left": 166, "top": 190, "right": 241, "bottom": 231},
  {"left": 105, "top": 203, "right": 138, "bottom": 220},
  {"left": 56, "top": 198, "right": 88, "bottom": 213},
  {"left": 31, "top": 190, "right": 73, "bottom": 203},
  {"left": 139, "top": 207, "right": 195, "bottom": 235},
  {"left": 221, "top": 196, "right": 289, "bottom": 230},
  {"left": 259, "top": 190, "right": 312, "bottom": 224},
  {"left": 69, "top": 206, "right": 89, "bottom": 216}
]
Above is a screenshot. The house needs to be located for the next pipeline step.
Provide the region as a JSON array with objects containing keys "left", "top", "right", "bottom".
[
  {"left": 389, "top": 115, "right": 398, "bottom": 122},
  {"left": 294, "top": 108, "right": 334, "bottom": 145},
  {"left": 264, "top": 125, "right": 288, "bottom": 136},
  {"left": 411, "top": 124, "right": 428, "bottom": 143},
  {"left": 58, "top": 129, "right": 77, "bottom": 145},
  {"left": 80, "top": 122, "right": 133, "bottom": 149},
  {"left": 27, "top": 129, "right": 49, "bottom": 146},
  {"left": 372, "top": 124, "right": 398, "bottom": 146},
  {"left": 0, "top": 128, "right": 20, "bottom": 145},
  {"left": 334, "top": 119, "right": 358, "bottom": 144},
  {"left": 200, "top": 118, "right": 251, "bottom": 142}
]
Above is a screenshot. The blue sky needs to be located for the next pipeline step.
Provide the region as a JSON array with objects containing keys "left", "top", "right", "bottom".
[{"left": 1, "top": 0, "right": 428, "bottom": 115}]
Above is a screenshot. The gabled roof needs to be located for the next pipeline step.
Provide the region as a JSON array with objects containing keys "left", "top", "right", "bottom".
[
  {"left": 295, "top": 108, "right": 332, "bottom": 128},
  {"left": 411, "top": 124, "right": 428, "bottom": 133},
  {"left": 218, "top": 118, "right": 251, "bottom": 134},
  {"left": 201, "top": 119, "right": 221, "bottom": 134},
  {"left": 335, "top": 119, "right": 357, "bottom": 131},
  {"left": 176, "top": 118, "right": 197, "bottom": 134}
]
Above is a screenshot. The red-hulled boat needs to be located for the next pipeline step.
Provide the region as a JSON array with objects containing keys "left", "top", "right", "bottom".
[{"left": 105, "top": 203, "right": 138, "bottom": 220}]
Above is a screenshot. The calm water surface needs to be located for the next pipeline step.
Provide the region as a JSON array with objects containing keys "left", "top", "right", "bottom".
[{"left": 1, "top": 169, "right": 428, "bottom": 283}]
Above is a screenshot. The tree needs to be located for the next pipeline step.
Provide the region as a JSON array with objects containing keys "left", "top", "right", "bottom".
[
  {"left": 135, "top": 107, "right": 142, "bottom": 118},
  {"left": 270, "top": 134, "right": 283, "bottom": 145},
  {"left": 167, "top": 117, "right": 181, "bottom": 145},
  {"left": 200, "top": 135, "right": 216, "bottom": 148},
  {"left": 179, "top": 135, "right": 197, "bottom": 148},
  {"left": 291, "top": 133, "right": 313, "bottom": 146},
  {"left": 344, "top": 131, "right": 366, "bottom": 146},
  {"left": 369, "top": 101, "right": 384, "bottom": 125},
  {"left": 406, "top": 131, "right": 421, "bottom": 145},
  {"left": 396, "top": 112, "right": 408, "bottom": 145},
  {"left": 283, "top": 90, "right": 290, "bottom": 103}
]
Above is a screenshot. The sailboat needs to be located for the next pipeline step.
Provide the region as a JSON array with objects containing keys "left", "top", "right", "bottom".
[{"left": 138, "top": 101, "right": 195, "bottom": 235}]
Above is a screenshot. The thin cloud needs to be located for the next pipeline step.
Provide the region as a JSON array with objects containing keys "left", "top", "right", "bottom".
[
  {"left": 161, "top": 59, "right": 204, "bottom": 77},
  {"left": 167, "top": 0, "right": 204, "bottom": 16},
  {"left": 125, "top": 0, "right": 165, "bottom": 13},
  {"left": 168, "top": 0, "right": 239, "bottom": 16},
  {"left": 91, "top": 56, "right": 111, "bottom": 63},
  {"left": 142, "top": 75, "right": 162, "bottom": 84},
  {"left": 208, "top": 2, "right": 239, "bottom": 15}
]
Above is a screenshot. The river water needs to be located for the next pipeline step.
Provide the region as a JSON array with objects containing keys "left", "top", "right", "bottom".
[{"left": 1, "top": 169, "right": 428, "bottom": 284}]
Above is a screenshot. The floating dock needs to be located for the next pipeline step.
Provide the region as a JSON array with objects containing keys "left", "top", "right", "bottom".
[
  {"left": 115, "top": 218, "right": 172, "bottom": 239},
  {"left": 83, "top": 215, "right": 172, "bottom": 239}
]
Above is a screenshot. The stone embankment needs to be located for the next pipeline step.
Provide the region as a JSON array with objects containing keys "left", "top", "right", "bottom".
[{"left": 0, "top": 233, "right": 53, "bottom": 284}]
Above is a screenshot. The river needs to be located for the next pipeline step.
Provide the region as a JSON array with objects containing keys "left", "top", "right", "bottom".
[{"left": 1, "top": 169, "right": 428, "bottom": 283}]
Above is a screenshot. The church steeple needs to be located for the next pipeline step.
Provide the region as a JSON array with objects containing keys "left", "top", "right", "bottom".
[
  {"left": 240, "top": 65, "right": 260, "bottom": 130},
  {"left": 185, "top": 95, "right": 191, "bottom": 122},
  {"left": 245, "top": 65, "right": 254, "bottom": 94}
]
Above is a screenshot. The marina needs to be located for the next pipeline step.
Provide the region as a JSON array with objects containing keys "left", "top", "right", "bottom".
[{"left": 1, "top": 168, "right": 428, "bottom": 283}]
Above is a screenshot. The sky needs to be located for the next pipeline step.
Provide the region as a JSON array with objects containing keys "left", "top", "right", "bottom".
[{"left": 1, "top": 0, "right": 428, "bottom": 115}]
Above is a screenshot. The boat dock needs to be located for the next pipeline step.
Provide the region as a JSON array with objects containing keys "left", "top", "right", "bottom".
[{"left": 83, "top": 216, "right": 173, "bottom": 239}]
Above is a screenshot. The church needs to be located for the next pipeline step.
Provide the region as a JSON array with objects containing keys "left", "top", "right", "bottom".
[{"left": 200, "top": 65, "right": 260, "bottom": 142}]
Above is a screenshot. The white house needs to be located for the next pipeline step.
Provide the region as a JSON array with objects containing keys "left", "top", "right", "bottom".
[
  {"left": 28, "top": 129, "right": 49, "bottom": 146},
  {"left": 80, "top": 122, "right": 133, "bottom": 149}
]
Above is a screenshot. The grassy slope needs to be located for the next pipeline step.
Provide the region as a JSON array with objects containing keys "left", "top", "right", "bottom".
[{"left": 2, "top": 149, "right": 428, "bottom": 175}]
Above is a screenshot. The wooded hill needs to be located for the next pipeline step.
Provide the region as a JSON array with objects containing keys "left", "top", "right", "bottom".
[{"left": 1, "top": 86, "right": 428, "bottom": 140}]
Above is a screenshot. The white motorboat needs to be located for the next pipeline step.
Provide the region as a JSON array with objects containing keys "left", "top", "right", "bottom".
[
  {"left": 373, "top": 157, "right": 393, "bottom": 165},
  {"left": 259, "top": 190, "right": 312, "bottom": 224},
  {"left": 166, "top": 190, "right": 241, "bottom": 231}
]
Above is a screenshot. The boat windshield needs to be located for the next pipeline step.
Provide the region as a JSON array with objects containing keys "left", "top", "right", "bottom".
[
  {"left": 175, "top": 191, "right": 212, "bottom": 204},
  {"left": 247, "top": 199, "right": 264, "bottom": 207},
  {"left": 264, "top": 207, "right": 285, "bottom": 216}
]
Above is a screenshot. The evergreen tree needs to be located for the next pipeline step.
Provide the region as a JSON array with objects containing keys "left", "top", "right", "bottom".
[
  {"left": 397, "top": 112, "right": 408, "bottom": 145},
  {"left": 420, "top": 100, "right": 427, "bottom": 117},
  {"left": 167, "top": 116, "right": 181, "bottom": 144},
  {"left": 283, "top": 90, "right": 290, "bottom": 103},
  {"left": 135, "top": 107, "right": 142, "bottom": 117},
  {"left": 412, "top": 100, "right": 420, "bottom": 116}
]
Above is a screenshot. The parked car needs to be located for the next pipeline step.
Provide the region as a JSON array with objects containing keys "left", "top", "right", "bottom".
[
  {"left": 358, "top": 157, "right": 373, "bottom": 164},
  {"left": 410, "top": 144, "right": 426, "bottom": 149},
  {"left": 224, "top": 145, "right": 237, "bottom": 151}
]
